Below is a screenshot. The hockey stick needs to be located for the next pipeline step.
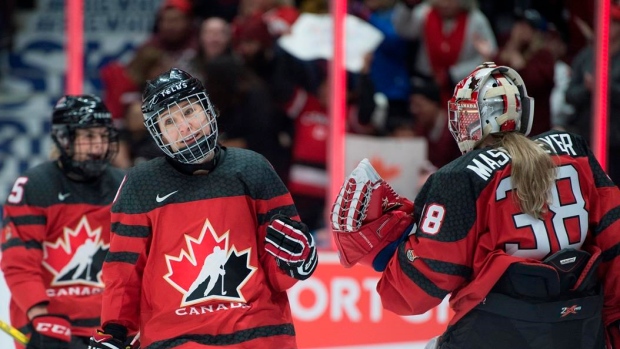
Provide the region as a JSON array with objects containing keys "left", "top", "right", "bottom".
[
  {"left": 220, "top": 266, "right": 227, "bottom": 295},
  {"left": 0, "top": 319, "right": 28, "bottom": 345},
  {"left": 129, "top": 332, "right": 140, "bottom": 349}
]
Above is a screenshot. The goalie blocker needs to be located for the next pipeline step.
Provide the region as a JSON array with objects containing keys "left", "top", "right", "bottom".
[{"left": 331, "top": 159, "right": 414, "bottom": 270}]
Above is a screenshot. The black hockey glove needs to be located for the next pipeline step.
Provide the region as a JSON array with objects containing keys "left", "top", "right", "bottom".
[
  {"left": 265, "top": 214, "right": 318, "bottom": 280},
  {"left": 26, "top": 314, "right": 71, "bottom": 349},
  {"left": 88, "top": 324, "right": 135, "bottom": 349}
]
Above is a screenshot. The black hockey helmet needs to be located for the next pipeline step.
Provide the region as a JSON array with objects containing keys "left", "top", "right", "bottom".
[
  {"left": 51, "top": 95, "right": 119, "bottom": 180},
  {"left": 141, "top": 68, "right": 218, "bottom": 164}
]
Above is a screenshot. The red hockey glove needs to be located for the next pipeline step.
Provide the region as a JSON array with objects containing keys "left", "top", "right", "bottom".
[
  {"left": 265, "top": 215, "right": 318, "bottom": 280},
  {"left": 331, "top": 158, "right": 414, "bottom": 268},
  {"left": 26, "top": 314, "right": 71, "bottom": 349}
]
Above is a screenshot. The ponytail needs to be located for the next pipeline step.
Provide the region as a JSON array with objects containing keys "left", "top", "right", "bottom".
[{"left": 497, "top": 132, "right": 556, "bottom": 219}]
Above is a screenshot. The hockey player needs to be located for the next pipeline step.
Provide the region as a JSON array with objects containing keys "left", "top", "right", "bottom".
[
  {"left": 0, "top": 95, "right": 124, "bottom": 349},
  {"left": 331, "top": 62, "right": 620, "bottom": 348},
  {"left": 88, "top": 68, "right": 317, "bottom": 349}
]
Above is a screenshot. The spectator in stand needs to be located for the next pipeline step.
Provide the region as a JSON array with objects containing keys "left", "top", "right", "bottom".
[
  {"left": 407, "top": 77, "right": 461, "bottom": 168},
  {"left": 203, "top": 55, "right": 284, "bottom": 175},
  {"left": 392, "top": 0, "right": 497, "bottom": 104},
  {"left": 100, "top": 47, "right": 170, "bottom": 122},
  {"left": 234, "top": 0, "right": 299, "bottom": 39},
  {"left": 100, "top": 46, "right": 172, "bottom": 167},
  {"left": 358, "top": 0, "right": 412, "bottom": 128},
  {"left": 493, "top": 9, "right": 555, "bottom": 137},
  {"left": 564, "top": 3, "right": 620, "bottom": 186},
  {"left": 188, "top": 16, "right": 234, "bottom": 82},
  {"left": 283, "top": 62, "right": 330, "bottom": 233},
  {"left": 135, "top": 0, "right": 198, "bottom": 73},
  {"left": 232, "top": 12, "right": 321, "bottom": 179},
  {"left": 547, "top": 25, "right": 574, "bottom": 131}
]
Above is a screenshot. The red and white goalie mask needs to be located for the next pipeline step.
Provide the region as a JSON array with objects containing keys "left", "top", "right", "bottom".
[{"left": 448, "top": 62, "right": 534, "bottom": 154}]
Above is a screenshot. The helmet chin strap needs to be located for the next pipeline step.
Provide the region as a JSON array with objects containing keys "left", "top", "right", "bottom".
[{"left": 167, "top": 146, "right": 222, "bottom": 175}]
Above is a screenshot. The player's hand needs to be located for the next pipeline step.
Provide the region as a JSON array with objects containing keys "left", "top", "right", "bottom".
[
  {"left": 330, "top": 158, "right": 414, "bottom": 269},
  {"left": 265, "top": 215, "right": 318, "bottom": 280},
  {"left": 331, "top": 158, "right": 405, "bottom": 233},
  {"left": 88, "top": 331, "right": 131, "bottom": 349},
  {"left": 26, "top": 315, "right": 71, "bottom": 349}
]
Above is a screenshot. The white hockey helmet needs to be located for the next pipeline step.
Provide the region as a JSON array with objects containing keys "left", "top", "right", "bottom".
[{"left": 447, "top": 62, "right": 534, "bottom": 154}]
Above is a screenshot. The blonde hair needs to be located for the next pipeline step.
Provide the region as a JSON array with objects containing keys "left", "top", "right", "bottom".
[{"left": 493, "top": 132, "right": 557, "bottom": 219}]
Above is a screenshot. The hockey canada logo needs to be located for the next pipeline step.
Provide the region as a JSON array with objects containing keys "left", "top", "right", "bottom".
[
  {"left": 42, "top": 216, "right": 109, "bottom": 287},
  {"left": 164, "top": 219, "right": 256, "bottom": 307}
]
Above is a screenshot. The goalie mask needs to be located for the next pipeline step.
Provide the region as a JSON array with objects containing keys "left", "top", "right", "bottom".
[
  {"left": 448, "top": 62, "right": 534, "bottom": 154},
  {"left": 142, "top": 68, "right": 218, "bottom": 164},
  {"left": 51, "top": 95, "right": 119, "bottom": 180}
]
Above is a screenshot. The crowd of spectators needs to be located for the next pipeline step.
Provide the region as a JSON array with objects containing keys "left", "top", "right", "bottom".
[{"left": 2, "top": 0, "right": 618, "bottom": 234}]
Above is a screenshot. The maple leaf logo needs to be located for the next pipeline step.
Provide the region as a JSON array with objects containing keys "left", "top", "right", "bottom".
[
  {"left": 369, "top": 157, "right": 401, "bottom": 181},
  {"left": 42, "top": 216, "right": 109, "bottom": 287},
  {"left": 164, "top": 219, "right": 257, "bottom": 307}
]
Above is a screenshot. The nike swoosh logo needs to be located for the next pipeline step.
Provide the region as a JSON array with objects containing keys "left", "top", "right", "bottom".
[
  {"left": 156, "top": 190, "right": 178, "bottom": 203},
  {"left": 58, "top": 192, "right": 71, "bottom": 201}
]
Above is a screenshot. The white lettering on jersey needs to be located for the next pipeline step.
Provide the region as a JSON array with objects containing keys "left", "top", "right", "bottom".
[
  {"left": 467, "top": 149, "right": 511, "bottom": 181},
  {"left": 175, "top": 302, "right": 250, "bottom": 316},
  {"left": 537, "top": 134, "right": 576, "bottom": 156}
]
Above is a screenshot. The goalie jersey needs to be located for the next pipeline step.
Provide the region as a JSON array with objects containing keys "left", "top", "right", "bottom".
[
  {"left": 101, "top": 147, "right": 301, "bottom": 348},
  {"left": 0, "top": 161, "right": 125, "bottom": 338},
  {"left": 377, "top": 130, "right": 620, "bottom": 328}
]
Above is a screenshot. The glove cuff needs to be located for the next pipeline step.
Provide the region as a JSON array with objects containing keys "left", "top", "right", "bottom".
[
  {"left": 31, "top": 314, "right": 71, "bottom": 342},
  {"left": 102, "top": 323, "right": 128, "bottom": 342}
]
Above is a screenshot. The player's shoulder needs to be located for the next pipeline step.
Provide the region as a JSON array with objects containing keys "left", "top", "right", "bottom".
[
  {"left": 4, "top": 161, "right": 66, "bottom": 206},
  {"left": 222, "top": 147, "right": 271, "bottom": 170},
  {"left": 532, "top": 130, "right": 590, "bottom": 157},
  {"left": 17, "top": 161, "right": 65, "bottom": 193},
  {"left": 436, "top": 147, "right": 511, "bottom": 183},
  {"left": 112, "top": 157, "right": 170, "bottom": 213},
  {"left": 19, "top": 160, "right": 61, "bottom": 182},
  {"left": 121, "top": 157, "right": 169, "bottom": 189}
]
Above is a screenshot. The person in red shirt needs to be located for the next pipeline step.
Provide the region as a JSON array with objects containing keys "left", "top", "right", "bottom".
[
  {"left": 87, "top": 68, "right": 317, "bottom": 349},
  {"left": 331, "top": 62, "right": 620, "bottom": 348},
  {"left": 1, "top": 95, "right": 124, "bottom": 349}
]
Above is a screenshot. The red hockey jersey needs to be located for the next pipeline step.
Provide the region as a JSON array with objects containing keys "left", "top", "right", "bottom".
[
  {"left": 377, "top": 131, "right": 620, "bottom": 328},
  {"left": 0, "top": 162, "right": 124, "bottom": 339},
  {"left": 101, "top": 147, "right": 302, "bottom": 348}
]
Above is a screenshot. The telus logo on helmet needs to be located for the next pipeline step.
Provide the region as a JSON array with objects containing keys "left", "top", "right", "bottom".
[{"left": 160, "top": 82, "right": 189, "bottom": 97}]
